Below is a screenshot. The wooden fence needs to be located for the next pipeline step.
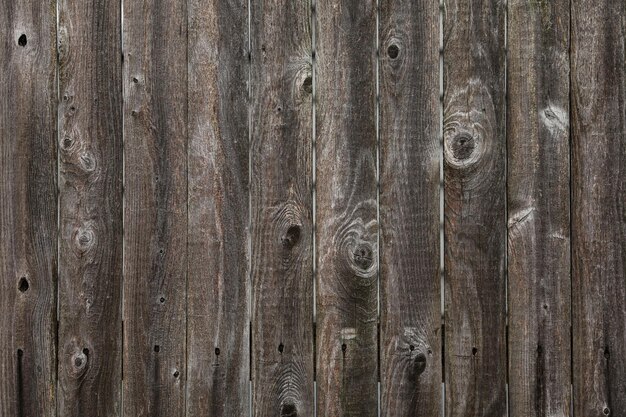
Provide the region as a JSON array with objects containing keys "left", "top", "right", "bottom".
[{"left": 1, "top": 0, "right": 625, "bottom": 416}]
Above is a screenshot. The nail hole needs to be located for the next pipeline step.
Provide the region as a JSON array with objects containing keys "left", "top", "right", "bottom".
[
  {"left": 173, "top": 370, "right": 180, "bottom": 378},
  {"left": 409, "top": 345, "right": 415, "bottom": 351},
  {"left": 132, "top": 77, "right": 139, "bottom": 83},
  {"left": 215, "top": 347, "right": 220, "bottom": 356},
  {"left": 604, "top": 407, "right": 610, "bottom": 415},
  {"left": 17, "top": 349, "right": 23, "bottom": 358},
  {"left": 472, "top": 347, "right": 478, "bottom": 356},
  {"left": 341, "top": 343, "right": 347, "bottom": 352},
  {"left": 427, "top": 349, "right": 433, "bottom": 355},
  {"left": 154, "top": 345, "right": 160, "bottom": 353},
  {"left": 18, "top": 34, "right": 27, "bottom": 47},
  {"left": 18, "top": 277, "right": 29, "bottom": 292},
  {"left": 387, "top": 44, "right": 399, "bottom": 59},
  {"left": 278, "top": 343, "right": 284, "bottom": 353},
  {"left": 159, "top": 297, "right": 165, "bottom": 303}
]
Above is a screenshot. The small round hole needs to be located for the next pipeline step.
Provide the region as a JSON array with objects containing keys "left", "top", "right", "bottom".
[
  {"left": 409, "top": 345, "right": 415, "bottom": 351},
  {"left": 154, "top": 345, "right": 160, "bottom": 353},
  {"left": 278, "top": 343, "right": 284, "bottom": 353},
  {"left": 604, "top": 407, "right": 610, "bottom": 415},
  {"left": 173, "top": 370, "right": 180, "bottom": 378},
  {"left": 83, "top": 348, "right": 89, "bottom": 356},
  {"left": 341, "top": 343, "right": 347, "bottom": 352},
  {"left": 18, "top": 34, "right": 27, "bottom": 47},
  {"left": 18, "top": 277, "right": 29, "bottom": 292},
  {"left": 215, "top": 347, "right": 220, "bottom": 356},
  {"left": 472, "top": 347, "right": 478, "bottom": 356},
  {"left": 159, "top": 297, "right": 165, "bottom": 303}
]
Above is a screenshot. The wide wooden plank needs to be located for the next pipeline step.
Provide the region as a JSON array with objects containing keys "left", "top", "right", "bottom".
[
  {"left": 379, "top": 0, "right": 441, "bottom": 416},
  {"left": 123, "top": 0, "right": 187, "bottom": 415},
  {"left": 250, "top": 0, "right": 314, "bottom": 416},
  {"left": 186, "top": 0, "right": 250, "bottom": 414},
  {"left": 0, "top": 2, "right": 57, "bottom": 416},
  {"left": 507, "top": 1, "right": 571, "bottom": 416},
  {"left": 57, "top": 0, "right": 123, "bottom": 415},
  {"left": 572, "top": 0, "right": 626, "bottom": 415},
  {"left": 442, "top": 0, "right": 506, "bottom": 416},
  {"left": 315, "top": 1, "right": 378, "bottom": 415}
]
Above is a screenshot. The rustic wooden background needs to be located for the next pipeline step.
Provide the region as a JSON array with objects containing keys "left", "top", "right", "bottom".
[{"left": 1, "top": 0, "right": 625, "bottom": 416}]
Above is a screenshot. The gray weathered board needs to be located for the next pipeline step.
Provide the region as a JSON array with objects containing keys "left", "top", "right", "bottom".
[{"left": 1, "top": 0, "right": 625, "bottom": 416}]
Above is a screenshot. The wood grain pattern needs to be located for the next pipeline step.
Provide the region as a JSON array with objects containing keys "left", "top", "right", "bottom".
[
  {"left": 123, "top": 0, "right": 187, "bottom": 415},
  {"left": 379, "top": 0, "right": 441, "bottom": 415},
  {"left": 315, "top": 1, "right": 378, "bottom": 415},
  {"left": 250, "top": 0, "right": 314, "bottom": 416},
  {"left": 507, "top": 1, "right": 571, "bottom": 416},
  {"left": 0, "top": 1, "right": 57, "bottom": 416},
  {"left": 186, "top": 0, "right": 250, "bottom": 414},
  {"left": 57, "top": 0, "right": 123, "bottom": 415},
  {"left": 572, "top": 0, "right": 626, "bottom": 415},
  {"left": 442, "top": 0, "right": 506, "bottom": 415}
]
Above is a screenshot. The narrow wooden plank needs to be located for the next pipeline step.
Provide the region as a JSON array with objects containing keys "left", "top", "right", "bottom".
[
  {"left": 379, "top": 0, "right": 441, "bottom": 415},
  {"left": 507, "top": 1, "right": 571, "bottom": 416},
  {"left": 123, "top": 0, "right": 187, "bottom": 415},
  {"left": 186, "top": 0, "right": 249, "bottom": 414},
  {"left": 250, "top": 0, "right": 314, "bottom": 415},
  {"left": 0, "top": 2, "right": 57, "bottom": 416},
  {"left": 572, "top": 0, "right": 626, "bottom": 415},
  {"left": 315, "top": 1, "right": 378, "bottom": 415},
  {"left": 56, "top": 0, "right": 123, "bottom": 415},
  {"left": 442, "top": 0, "right": 506, "bottom": 415}
]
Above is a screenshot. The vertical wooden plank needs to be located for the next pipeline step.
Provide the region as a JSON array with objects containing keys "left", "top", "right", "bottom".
[
  {"left": 186, "top": 0, "right": 249, "bottom": 414},
  {"left": 507, "top": 1, "right": 571, "bottom": 416},
  {"left": 315, "top": 1, "right": 378, "bottom": 415},
  {"left": 442, "top": 0, "right": 506, "bottom": 415},
  {"left": 57, "top": 0, "right": 123, "bottom": 414},
  {"left": 0, "top": 1, "right": 57, "bottom": 416},
  {"left": 572, "top": 0, "right": 626, "bottom": 415},
  {"left": 250, "top": 0, "right": 314, "bottom": 416},
  {"left": 379, "top": 0, "right": 441, "bottom": 415},
  {"left": 123, "top": 0, "right": 187, "bottom": 415}
]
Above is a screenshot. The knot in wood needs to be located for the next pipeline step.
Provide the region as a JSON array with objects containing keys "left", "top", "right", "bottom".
[
  {"left": 449, "top": 134, "right": 475, "bottom": 161},
  {"left": 414, "top": 352, "right": 427, "bottom": 375},
  {"left": 301, "top": 76, "right": 312, "bottom": 94},
  {"left": 353, "top": 243, "right": 373, "bottom": 271},
  {"left": 79, "top": 151, "right": 97, "bottom": 172},
  {"left": 75, "top": 225, "right": 96, "bottom": 252},
  {"left": 281, "top": 403, "right": 298, "bottom": 417},
  {"left": 281, "top": 225, "right": 301, "bottom": 249}
]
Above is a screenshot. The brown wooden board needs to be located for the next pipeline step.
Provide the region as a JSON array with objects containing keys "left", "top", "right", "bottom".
[
  {"left": 315, "top": 1, "right": 378, "bottom": 415},
  {"left": 0, "top": 1, "right": 57, "bottom": 416},
  {"left": 507, "top": 1, "right": 571, "bottom": 416},
  {"left": 57, "top": 0, "right": 123, "bottom": 415},
  {"left": 186, "top": 0, "right": 250, "bottom": 415},
  {"left": 122, "top": 0, "right": 188, "bottom": 415},
  {"left": 379, "top": 0, "right": 441, "bottom": 415},
  {"left": 572, "top": 0, "right": 626, "bottom": 415},
  {"left": 250, "top": 0, "right": 315, "bottom": 416},
  {"left": 442, "top": 0, "right": 506, "bottom": 415}
]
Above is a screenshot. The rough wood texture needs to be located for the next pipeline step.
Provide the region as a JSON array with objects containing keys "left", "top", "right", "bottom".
[
  {"left": 442, "top": 0, "right": 506, "bottom": 415},
  {"left": 57, "top": 0, "right": 123, "bottom": 415},
  {"left": 186, "top": 0, "right": 250, "bottom": 415},
  {"left": 123, "top": 0, "right": 187, "bottom": 415},
  {"left": 315, "top": 1, "right": 378, "bottom": 415},
  {"left": 250, "top": 0, "right": 314, "bottom": 416},
  {"left": 379, "top": 0, "right": 441, "bottom": 415},
  {"left": 0, "top": 1, "right": 57, "bottom": 416},
  {"left": 572, "top": 0, "right": 626, "bottom": 415},
  {"left": 507, "top": 1, "right": 571, "bottom": 416}
]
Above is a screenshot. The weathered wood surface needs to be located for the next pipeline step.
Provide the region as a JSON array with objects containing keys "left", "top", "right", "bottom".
[
  {"left": 186, "top": 0, "right": 250, "bottom": 415},
  {"left": 572, "top": 0, "right": 626, "bottom": 415},
  {"left": 379, "top": 0, "right": 441, "bottom": 415},
  {"left": 0, "top": 1, "right": 57, "bottom": 416},
  {"left": 57, "top": 0, "right": 123, "bottom": 415},
  {"left": 507, "top": 1, "right": 571, "bottom": 416},
  {"left": 315, "top": 1, "right": 378, "bottom": 416},
  {"left": 442, "top": 0, "right": 506, "bottom": 415},
  {"left": 250, "top": 0, "right": 314, "bottom": 416},
  {"left": 123, "top": 0, "right": 188, "bottom": 415}
]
